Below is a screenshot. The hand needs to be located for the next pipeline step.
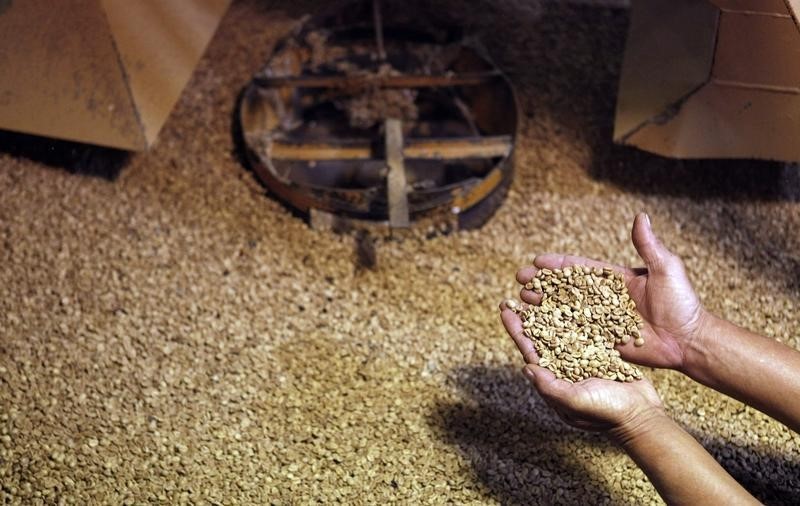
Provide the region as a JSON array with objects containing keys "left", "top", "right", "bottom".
[
  {"left": 501, "top": 307, "right": 664, "bottom": 436},
  {"left": 516, "top": 213, "right": 707, "bottom": 372}
]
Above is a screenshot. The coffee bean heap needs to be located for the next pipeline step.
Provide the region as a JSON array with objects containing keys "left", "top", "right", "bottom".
[{"left": 506, "top": 265, "right": 645, "bottom": 383}]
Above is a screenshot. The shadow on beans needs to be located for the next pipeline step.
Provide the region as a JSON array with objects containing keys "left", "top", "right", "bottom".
[
  {"left": 428, "top": 365, "right": 626, "bottom": 505},
  {"left": 0, "top": 130, "right": 130, "bottom": 180},
  {"left": 700, "top": 436, "right": 800, "bottom": 506}
]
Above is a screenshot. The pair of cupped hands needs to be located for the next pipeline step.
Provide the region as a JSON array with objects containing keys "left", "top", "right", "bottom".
[{"left": 500, "top": 213, "right": 707, "bottom": 438}]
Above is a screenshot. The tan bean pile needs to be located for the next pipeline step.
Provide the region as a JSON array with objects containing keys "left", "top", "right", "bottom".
[
  {"left": 1, "top": 1, "right": 800, "bottom": 505},
  {"left": 506, "top": 266, "right": 643, "bottom": 382}
]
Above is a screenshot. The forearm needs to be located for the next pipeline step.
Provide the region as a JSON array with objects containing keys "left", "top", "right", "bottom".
[
  {"left": 613, "top": 412, "right": 758, "bottom": 505},
  {"left": 683, "top": 312, "right": 800, "bottom": 433}
]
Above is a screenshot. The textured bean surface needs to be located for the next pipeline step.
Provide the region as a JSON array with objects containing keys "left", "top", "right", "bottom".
[
  {"left": 1, "top": 1, "right": 800, "bottom": 504},
  {"left": 509, "top": 266, "right": 644, "bottom": 383}
]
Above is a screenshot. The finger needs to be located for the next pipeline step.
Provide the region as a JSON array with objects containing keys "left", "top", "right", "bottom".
[
  {"left": 552, "top": 405, "right": 572, "bottom": 422},
  {"left": 501, "top": 309, "right": 539, "bottom": 364},
  {"left": 631, "top": 213, "right": 673, "bottom": 273},
  {"left": 565, "top": 418, "right": 597, "bottom": 431},
  {"left": 498, "top": 299, "right": 529, "bottom": 312},
  {"left": 517, "top": 266, "right": 542, "bottom": 304},
  {"left": 522, "top": 364, "right": 575, "bottom": 403},
  {"left": 554, "top": 407, "right": 591, "bottom": 429},
  {"left": 615, "top": 346, "right": 659, "bottom": 369},
  {"left": 538, "top": 396, "right": 582, "bottom": 427},
  {"left": 516, "top": 266, "right": 538, "bottom": 285},
  {"left": 613, "top": 323, "right": 678, "bottom": 369},
  {"left": 520, "top": 289, "right": 542, "bottom": 305},
  {"left": 522, "top": 365, "right": 581, "bottom": 411}
]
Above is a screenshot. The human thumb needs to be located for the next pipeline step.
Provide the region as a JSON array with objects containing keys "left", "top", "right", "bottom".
[{"left": 631, "top": 213, "right": 673, "bottom": 272}]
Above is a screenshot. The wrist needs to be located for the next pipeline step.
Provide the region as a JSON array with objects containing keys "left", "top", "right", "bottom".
[
  {"left": 608, "top": 404, "right": 669, "bottom": 447},
  {"left": 678, "top": 308, "right": 719, "bottom": 379}
]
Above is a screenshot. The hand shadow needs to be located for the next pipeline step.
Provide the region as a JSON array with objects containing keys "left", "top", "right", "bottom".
[
  {"left": 430, "top": 366, "right": 800, "bottom": 505},
  {"left": 428, "top": 365, "right": 626, "bottom": 505},
  {"left": 698, "top": 434, "right": 800, "bottom": 506}
]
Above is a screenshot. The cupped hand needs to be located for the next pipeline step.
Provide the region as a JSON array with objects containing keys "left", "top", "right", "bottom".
[
  {"left": 516, "top": 213, "right": 706, "bottom": 372},
  {"left": 501, "top": 307, "right": 664, "bottom": 435}
]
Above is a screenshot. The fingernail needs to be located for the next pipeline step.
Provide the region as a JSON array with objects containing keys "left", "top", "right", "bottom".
[{"left": 644, "top": 212, "right": 651, "bottom": 228}]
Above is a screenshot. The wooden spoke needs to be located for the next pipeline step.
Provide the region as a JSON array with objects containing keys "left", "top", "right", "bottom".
[
  {"left": 268, "top": 135, "right": 512, "bottom": 161},
  {"left": 385, "top": 118, "right": 409, "bottom": 228},
  {"left": 254, "top": 71, "right": 501, "bottom": 90}
]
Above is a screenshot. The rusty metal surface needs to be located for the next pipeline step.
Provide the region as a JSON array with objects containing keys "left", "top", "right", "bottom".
[{"left": 238, "top": 0, "right": 519, "bottom": 230}]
